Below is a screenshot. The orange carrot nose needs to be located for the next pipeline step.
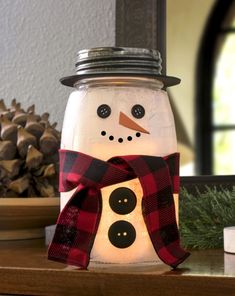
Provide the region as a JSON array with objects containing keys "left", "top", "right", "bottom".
[{"left": 119, "top": 112, "right": 150, "bottom": 134}]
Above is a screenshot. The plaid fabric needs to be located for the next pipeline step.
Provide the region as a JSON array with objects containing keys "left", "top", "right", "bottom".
[{"left": 48, "top": 149, "right": 190, "bottom": 269}]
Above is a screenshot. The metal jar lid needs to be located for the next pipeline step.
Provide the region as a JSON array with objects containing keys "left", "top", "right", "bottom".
[{"left": 60, "top": 47, "right": 180, "bottom": 87}]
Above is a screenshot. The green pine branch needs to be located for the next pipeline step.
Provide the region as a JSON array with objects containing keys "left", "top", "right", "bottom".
[{"left": 179, "top": 186, "right": 235, "bottom": 249}]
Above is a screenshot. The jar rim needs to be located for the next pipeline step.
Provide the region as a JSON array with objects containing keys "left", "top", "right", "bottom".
[
  {"left": 74, "top": 76, "right": 164, "bottom": 90},
  {"left": 60, "top": 47, "right": 180, "bottom": 88}
]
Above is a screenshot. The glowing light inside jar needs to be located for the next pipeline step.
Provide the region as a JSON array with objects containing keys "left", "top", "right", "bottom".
[{"left": 61, "top": 77, "right": 178, "bottom": 264}]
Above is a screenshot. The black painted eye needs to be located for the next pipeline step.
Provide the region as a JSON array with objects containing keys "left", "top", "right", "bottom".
[
  {"left": 97, "top": 104, "right": 111, "bottom": 118},
  {"left": 131, "top": 104, "right": 145, "bottom": 119}
]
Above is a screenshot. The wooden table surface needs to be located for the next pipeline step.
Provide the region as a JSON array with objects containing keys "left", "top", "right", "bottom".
[{"left": 0, "top": 239, "right": 235, "bottom": 296}]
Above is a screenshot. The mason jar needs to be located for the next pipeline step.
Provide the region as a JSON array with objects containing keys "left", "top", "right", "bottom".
[{"left": 60, "top": 47, "right": 180, "bottom": 264}]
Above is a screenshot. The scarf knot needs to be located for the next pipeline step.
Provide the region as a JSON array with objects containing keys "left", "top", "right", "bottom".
[{"left": 48, "top": 150, "right": 190, "bottom": 268}]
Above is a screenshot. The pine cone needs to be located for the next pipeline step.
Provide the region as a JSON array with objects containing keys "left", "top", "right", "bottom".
[{"left": 0, "top": 99, "right": 60, "bottom": 197}]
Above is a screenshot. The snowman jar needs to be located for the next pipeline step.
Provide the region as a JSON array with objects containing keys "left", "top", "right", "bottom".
[{"left": 49, "top": 47, "right": 189, "bottom": 268}]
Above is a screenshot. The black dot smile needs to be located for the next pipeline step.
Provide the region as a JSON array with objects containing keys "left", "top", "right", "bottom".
[{"left": 100, "top": 131, "right": 141, "bottom": 143}]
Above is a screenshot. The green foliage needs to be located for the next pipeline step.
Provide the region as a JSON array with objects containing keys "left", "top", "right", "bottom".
[{"left": 179, "top": 186, "right": 235, "bottom": 249}]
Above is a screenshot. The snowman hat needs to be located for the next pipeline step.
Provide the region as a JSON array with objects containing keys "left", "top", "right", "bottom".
[{"left": 60, "top": 47, "right": 180, "bottom": 88}]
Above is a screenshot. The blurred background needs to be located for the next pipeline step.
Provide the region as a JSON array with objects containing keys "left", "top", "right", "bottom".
[{"left": 0, "top": 0, "right": 234, "bottom": 176}]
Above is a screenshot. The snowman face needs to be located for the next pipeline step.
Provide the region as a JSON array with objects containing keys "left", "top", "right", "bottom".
[
  {"left": 61, "top": 85, "right": 177, "bottom": 160},
  {"left": 97, "top": 103, "right": 149, "bottom": 142}
]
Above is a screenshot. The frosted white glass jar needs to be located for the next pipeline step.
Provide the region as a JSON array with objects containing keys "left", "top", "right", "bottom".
[{"left": 60, "top": 47, "right": 180, "bottom": 264}]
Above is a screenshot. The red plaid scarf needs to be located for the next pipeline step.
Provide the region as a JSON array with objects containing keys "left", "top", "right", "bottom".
[{"left": 48, "top": 150, "right": 189, "bottom": 269}]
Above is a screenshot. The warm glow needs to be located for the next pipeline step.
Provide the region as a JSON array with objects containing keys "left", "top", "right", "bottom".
[
  {"left": 61, "top": 77, "right": 179, "bottom": 264},
  {"left": 90, "top": 179, "right": 179, "bottom": 263},
  {"left": 91, "top": 179, "right": 157, "bottom": 263}
]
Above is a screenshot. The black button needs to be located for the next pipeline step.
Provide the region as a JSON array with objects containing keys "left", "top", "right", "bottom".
[
  {"left": 109, "top": 187, "right": 137, "bottom": 215},
  {"left": 131, "top": 104, "right": 145, "bottom": 119},
  {"left": 97, "top": 104, "right": 111, "bottom": 118},
  {"left": 108, "top": 220, "right": 136, "bottom": 248}
]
